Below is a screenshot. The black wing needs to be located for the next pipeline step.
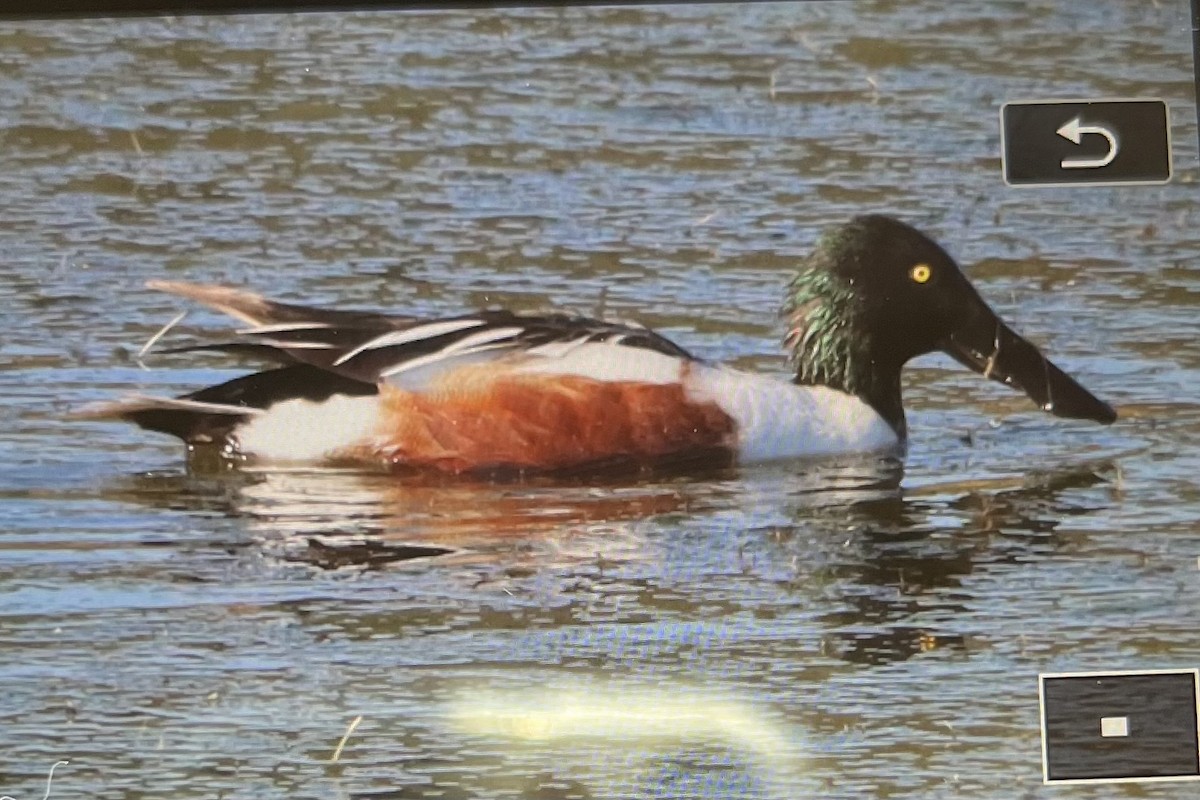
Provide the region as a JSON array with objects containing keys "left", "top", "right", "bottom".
[{"left": 147, "top": 281, "right": 695, "bottom": 385}]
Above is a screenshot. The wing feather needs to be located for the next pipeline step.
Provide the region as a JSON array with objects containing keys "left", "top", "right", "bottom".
[{"left": 145, "top": 281, "right": 696, "bottom": 388}]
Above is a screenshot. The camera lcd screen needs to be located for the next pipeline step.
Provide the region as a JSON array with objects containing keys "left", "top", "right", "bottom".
[{"left": 1, "top": 1, "right": 1198, "bottom": 797}]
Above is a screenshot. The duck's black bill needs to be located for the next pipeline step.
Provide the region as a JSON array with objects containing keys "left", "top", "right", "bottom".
[{"left": 940, "top": 309, "right": 1117, "bottom": 425}]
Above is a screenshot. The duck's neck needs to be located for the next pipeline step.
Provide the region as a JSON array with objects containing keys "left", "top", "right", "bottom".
[
  {"left": 792, "top": 358, "right": 907, "bottom": 440},
  {"left": 784, "top": 271, "right": 907, "bottom": 439}
]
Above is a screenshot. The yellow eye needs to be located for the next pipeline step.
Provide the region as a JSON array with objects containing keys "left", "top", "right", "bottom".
[{"left": 910, "top": 264, "right": 932, "bottom": 284}]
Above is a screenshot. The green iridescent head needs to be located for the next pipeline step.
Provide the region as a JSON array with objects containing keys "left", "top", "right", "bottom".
[{"left": 782, "top": 215, "right": 1116, "bottom": 436}]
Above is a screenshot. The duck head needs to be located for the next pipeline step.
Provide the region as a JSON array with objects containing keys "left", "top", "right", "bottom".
[{"left": 784, "top": 215, "right": 1117, "bottom": 437}]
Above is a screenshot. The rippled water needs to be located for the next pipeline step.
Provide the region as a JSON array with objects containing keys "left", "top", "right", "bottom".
[{"left": 2, "top": 2, "right": 1199, "bottom": 798}]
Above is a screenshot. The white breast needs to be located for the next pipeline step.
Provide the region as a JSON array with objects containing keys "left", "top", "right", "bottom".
[{"left": 685, "top": 365, "right": 900, "bottom": 462}]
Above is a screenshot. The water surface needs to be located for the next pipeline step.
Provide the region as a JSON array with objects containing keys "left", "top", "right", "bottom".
[{"left": 1, "top": 2, "right": 1199, "bottom": 798}]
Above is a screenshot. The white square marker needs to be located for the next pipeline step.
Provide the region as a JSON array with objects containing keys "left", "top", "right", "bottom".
[{"left": 1101, "top": 716, "right": 1130, "bottom": 738}]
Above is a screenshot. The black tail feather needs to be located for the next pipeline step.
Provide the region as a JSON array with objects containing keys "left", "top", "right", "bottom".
[
  {"left": 184, "top": 364, "right": 377, "bottom": 408},
  {"left": 78, "top": 364, "right": 377, "bottom": 444}
]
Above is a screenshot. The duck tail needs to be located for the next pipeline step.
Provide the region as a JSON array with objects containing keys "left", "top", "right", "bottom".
[
  {"left": 70, "top": 394, "right": 260, "bottom": 444},
  {"left": 71, "top": 364, "right": 377, "bottom": 444}
]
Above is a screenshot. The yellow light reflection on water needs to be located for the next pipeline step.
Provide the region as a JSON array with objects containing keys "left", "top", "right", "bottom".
[{"left": 447, "top": 681, "right": 811, "bottom": 798}]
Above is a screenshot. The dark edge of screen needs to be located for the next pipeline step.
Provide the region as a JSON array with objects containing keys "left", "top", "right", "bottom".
[
  {"left": 1193, "top": 0, "right": 1200, "bottom": 152},
  {"left": 0, "top": 0, "right": 812, "bottom": 20}
]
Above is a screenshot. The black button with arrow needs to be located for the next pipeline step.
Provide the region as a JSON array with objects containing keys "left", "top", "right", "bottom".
[{"left": 1000, "top": 99, "right": 1171, "bottom": 186}]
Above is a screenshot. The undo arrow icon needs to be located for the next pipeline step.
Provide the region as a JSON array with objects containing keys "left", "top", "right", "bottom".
[{"left": 1056, "top": 116, "right": 1119, "bottom": 169}]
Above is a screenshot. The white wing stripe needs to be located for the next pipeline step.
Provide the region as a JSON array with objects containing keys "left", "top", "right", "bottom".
[
  {"left": 257, "top": 340, "right": 337, "bottom": 350},
  {"left": 438, "top": 326, "right": 524, "bottom": 354},
  {"left": 333, "top": 319, "right": 487, "bottom": 366},
  {"left": 236, "top": 322, "right": 334, "bottom": 335},
  {"left": 377, "top": 327, "right": 524, "bottom": 378},
  {"left": 380, "top": 343, "right": 512, "bottom": 378},
  {"left": 526, "top": 335, "right": 592, "bottom": 359}
]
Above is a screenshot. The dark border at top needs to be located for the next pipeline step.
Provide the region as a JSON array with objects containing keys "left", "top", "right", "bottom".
[{"left": 2, "top": 0, "right": 801, "bottom": 18}]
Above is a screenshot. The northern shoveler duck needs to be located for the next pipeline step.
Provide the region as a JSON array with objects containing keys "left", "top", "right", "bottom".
[{"left": 77, "top": 215, "right": 1116, "bottom": 475}]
